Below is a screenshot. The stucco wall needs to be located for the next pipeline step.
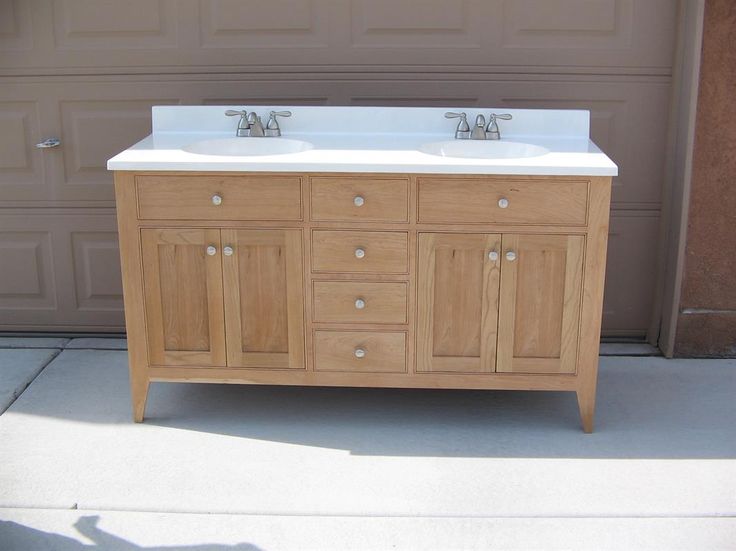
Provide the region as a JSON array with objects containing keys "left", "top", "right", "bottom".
[{"left": 675, "top": 0, "right": 736, "bottom": 356}]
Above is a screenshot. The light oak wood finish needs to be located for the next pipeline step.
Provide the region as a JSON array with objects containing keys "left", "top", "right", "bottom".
[
  {"left": 114, "top": 171, "right": 612, "bottom": 431},
  {"left": 113, "top": 172, "right": 150, "bottom": 422},
  {"left": 314, "top": 330, "right": 407, "bottom": 373},
  {"left": 417, "top": 177, "right": 589, "bottom": 226},
  {"left": 575, "top": 177, "right": 612, "bottom": 433},
  {"left": 416, "top": 233, "right": 502, "bottom": 373},
  {"left": 313, "top": 281, "right": 408, "bottom": 324},
  {"left": 136, "top": 174, "right": 302, "bottom": 221},
  {"left": 311, "top": 230, "right": 409, "bottom": 274},
  {"left": 222, "top": 229, "right": 305, "bottom": 369},
  {"left": 141, "top": 228, "right": 226, "bottom": 367},
  {"left": 497, "top": 234, "right": 584, "bottom": 375},
  {"left": 311, "top": 176, "right": 409, "bottom": 222}
]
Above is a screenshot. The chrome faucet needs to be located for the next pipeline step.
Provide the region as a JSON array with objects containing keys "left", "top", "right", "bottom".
[
  {"left": 225, "top": 109, "right": 291, "bottom": 137},
  {"left": 444, "top": 111, "right": 513, "bottom": 140}
]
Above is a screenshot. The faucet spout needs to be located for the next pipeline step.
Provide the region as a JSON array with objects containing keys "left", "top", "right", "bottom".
[{"left": 470, "top": 114, "right": 487, "bottom": 140}]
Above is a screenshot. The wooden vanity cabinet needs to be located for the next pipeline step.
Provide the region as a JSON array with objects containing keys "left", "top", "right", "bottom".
[{"left": 115, "top": 172, "right": 611, "bottom": 432}]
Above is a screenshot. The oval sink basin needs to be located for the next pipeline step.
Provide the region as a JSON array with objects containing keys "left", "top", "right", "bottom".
[
  {"left": 183, "top": 137, "right": 313, "bottom": 157},
  {"left": 420, "top": 140, "right": 549, "bottom": 160}
]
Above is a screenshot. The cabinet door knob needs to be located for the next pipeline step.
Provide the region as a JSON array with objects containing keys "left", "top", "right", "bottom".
[
  {"left": 211, "top": 194, "right": 223, "bottom": 206},
  {"left": 498, "top": 198, "right": 509, "bottom": 209},
  {"left": 223, "top": 246, "right": 234, "bottom": 256},
  {"left": 206, "top": 245, "right": 217, "bottom": 256},
  {"left": 505, "top": 250, "right": 517, "bottom": 261},
  {"left": 354, "top": 298, "right": 366, "bottom": 310},
  {"left": 354, "top": 247, "right": 366, "bottom": 259},
  {"left": 354, "top": 348, "right": 366, "bottom": 359},
  {"left": 353, "top": 195, "right": 365, "bottom": 207},
  {"left": 488, "top": 250, "right": 499, "bottom": 261}
]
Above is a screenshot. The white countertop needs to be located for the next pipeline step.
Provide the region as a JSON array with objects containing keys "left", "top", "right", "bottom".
[{"left": 107, "top": 106, "right": 618, "bottom": 176}]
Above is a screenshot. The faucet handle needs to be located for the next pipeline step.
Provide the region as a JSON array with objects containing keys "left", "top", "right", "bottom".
[
  {"left": 486, "top": 113, "right": 513, "bottom": 140},
  {"left": 265, "top": 110, "right": 292, "bottom": 137},
  {"left": 225, "top": 110, "right": 250, "bottom": 136},
  {"left": 445, "top": 112, "right": 470, "bottom": 139}
]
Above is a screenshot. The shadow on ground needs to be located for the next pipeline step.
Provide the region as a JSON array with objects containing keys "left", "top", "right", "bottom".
[
  {"left": 0, "top": 516, "right": 260, "bottom": 550},
  {"left": 6, "top": 350, "right": 736, "bottom": 459}
]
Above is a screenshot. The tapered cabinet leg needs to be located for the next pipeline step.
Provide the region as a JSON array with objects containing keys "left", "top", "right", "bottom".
[
  {"left": 576, "top": 388, "right": 596, "bottom": 433},
  {"left": 131, "top": 376, "right": 150, "bottom": 423}
]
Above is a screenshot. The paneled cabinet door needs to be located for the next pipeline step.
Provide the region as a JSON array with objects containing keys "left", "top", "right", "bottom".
[
  {"left": 140, "top": 228, "right": 226, "bottom": 367},
  {"left": 497, "top": 234, "right": 585, "bottom": 374},
  {"left": 417, "top": 233, "right": 502, "bottom": 373},
  {"left": 222, "top": 229, "right": 305, "bottom": 369}
]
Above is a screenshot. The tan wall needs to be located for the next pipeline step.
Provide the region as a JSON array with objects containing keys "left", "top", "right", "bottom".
[
  {"left": 0, "top": 0, "right": 678, "bottom": 336},
  {"left": 674, "top": 0, "right": 736, "bottom": 356}
]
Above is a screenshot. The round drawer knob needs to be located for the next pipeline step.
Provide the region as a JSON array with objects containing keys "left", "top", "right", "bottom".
[
  {"left": 353, "top": 195, "right": 365, "bottom": 207},
  {"left": 498, "top": 198, "right": 509, "bottom": 209},
  {"left": 223, "top": 246, "right": 234, "bottom": 257},
  {"left": 488, "top": 250, "right": 499, "bottom": 261},
  {"left": 354, "top": 348, "right": 366, "bottom": 359},
  {"left": 206, "top": 245, "right": 217, "bottom": 256},
  {"left": 355, "top": 298, "right": 366, "bottom": 310},
  {"left": 505, "top": 250, "right": 517, "bottom": 262},
  {"left": 354, "top": 248, "right": 366, "bottom": 259},
  {"left": 212, "top": 194, "right": 223, "bottom": 206}
]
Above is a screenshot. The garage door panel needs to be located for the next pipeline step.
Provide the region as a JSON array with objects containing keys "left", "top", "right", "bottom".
[
  {"left": 71, "top": 231, "right": 124, "bottom": 312},
  {"left": 200, "top": 0, "right": 331, "bottom": 49},
  {"left": 0, "top": 231, "right": 56, "bottom": 311},
  {"left": 0, "top": 210, "right": 124, "bottom": 329},
  {"left": 52, "top": 0, "right": 179, "bottom": 50},
  {"left": 602, "top": 212, "right": 661, "bottom": 336},
  {"left": 0, "top": 0, "right": 33, "bottom": 52},
  {"left": 0, "top": 0, "right": 676, "bottom": 73},
  {"left": 0, "top": 100, "right": 48, "bottom": 200}
]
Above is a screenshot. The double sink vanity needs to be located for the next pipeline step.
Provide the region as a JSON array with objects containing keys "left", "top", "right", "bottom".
[{"left": 108, "top": 106, "right": 617, "bottom": 432}]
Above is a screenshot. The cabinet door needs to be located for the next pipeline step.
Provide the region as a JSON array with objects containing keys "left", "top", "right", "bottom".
[
  {"left": 497, "top": 234, "right": 584, "bottom": 374},
  {"left": 417, "top": 233, "right": 501, "bottom": 373},
  {"left": 140, "top": 228, "right": 226, "bottom": 367},
  {"left": 222, "top": 229, "right": 305, "bottom": 369}
]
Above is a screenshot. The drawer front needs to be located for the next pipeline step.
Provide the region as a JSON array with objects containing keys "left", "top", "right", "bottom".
[
  {"left": 314, "top": 330, "right": 407, "bottom": 372},
  {"left": 311, "top": 177, "right": 409, "bottom": 222},
  {"left": 311, "top": 230, "right": 409, "bottom": 274},
  {"left": 313, "top": 281, "right": 408, "bottom": 324},
  {"left": 136, "top": 175, "right": 302, "bottom": 220},
  {"left": 417, "top": 178, "right": 589, "bottom": 226}
]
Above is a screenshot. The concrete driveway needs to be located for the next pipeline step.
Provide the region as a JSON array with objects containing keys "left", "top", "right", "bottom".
[{"left": 0, "top": 338, "right": 734, "bottom": 550}]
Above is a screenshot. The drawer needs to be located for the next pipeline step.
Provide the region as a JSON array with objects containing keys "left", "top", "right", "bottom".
[
  {"left": 314, "top": 330, "right": 407, "bottom": 372},
  {"left": 136, "top": 175, "right": 302, "bottom": 220},
  {"left": 311, "top": 177, "right": 409, "bottom": 222},
  {"left": 313, "top": 281, "right": 408, "bottom": 324},
  {"left": 311, "top": 230, "right": 408, "bottom": 274},
  {"left": 417, "top": 178, "right": 589, "bottom": 226}
]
